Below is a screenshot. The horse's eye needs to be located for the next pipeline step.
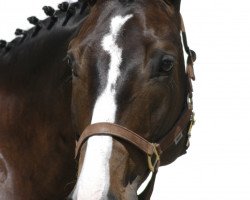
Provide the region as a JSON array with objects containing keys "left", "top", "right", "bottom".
[
  {"left": 66, "top": 55, "right": 73, "bottom": 67},
  {"left": 64, "top": 55, "right": 72, "bottom": 67},
  {"left": 159, "top": 55, "right": 175, "bottom": 73},
  {"left": 65, "top": 55, "right": 78, "bottom": 77}
]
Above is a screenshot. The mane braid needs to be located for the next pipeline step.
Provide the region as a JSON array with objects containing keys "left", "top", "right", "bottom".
[{"left": 0, "top": 0, "right": 91, "bottom": 54}]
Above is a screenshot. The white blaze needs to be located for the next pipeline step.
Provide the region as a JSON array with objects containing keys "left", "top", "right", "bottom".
[{"left": 73, "top": 14, "right": 133, "bottom": 200}]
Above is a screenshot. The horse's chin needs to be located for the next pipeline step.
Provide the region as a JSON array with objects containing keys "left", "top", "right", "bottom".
[
  {"left": 0, "top": 157, "right": 7, "bottom": 183},
  {"left": 109, "top": 178, "right": 140, "bottom": 200},
  {"left": 124, "top": 176, "right": 142, "bottom": 200},
  {"left": 123, "top": 190, "right": 139, "bottom": 200}
]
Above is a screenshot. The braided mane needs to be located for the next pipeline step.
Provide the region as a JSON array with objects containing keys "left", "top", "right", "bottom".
[{"left": 0, "top": 0, "right": 94, "bottom": 54}]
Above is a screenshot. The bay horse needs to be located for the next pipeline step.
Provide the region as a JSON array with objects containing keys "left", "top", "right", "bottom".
[
  {"left": 0, "top": 1, "right": 90, "bottom": 199},
  {"left": 68, "top": 0, "right": 196, "bottom": 199}
]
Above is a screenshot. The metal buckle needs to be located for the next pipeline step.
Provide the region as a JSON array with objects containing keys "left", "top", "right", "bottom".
[
  {"left": 187, "top": 93, "right": 193, "bottom": 110},
  {"left": 147, "top": 144, "right": 160, "bottom": 172},
  {"left": 186, "top": 112, "right": 195, "bottom": 147}
]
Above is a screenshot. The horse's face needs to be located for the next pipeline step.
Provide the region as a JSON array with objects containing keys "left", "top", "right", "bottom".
[{"left": 69, "top": 0, "right": 187, "bottom": 199}]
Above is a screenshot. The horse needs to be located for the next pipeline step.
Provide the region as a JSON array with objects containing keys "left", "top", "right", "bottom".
[
  {"left": 67, "top": 0, "right": 196, "bottom": 199},
  {"left": 0, "top": 1, "right": 90, "bottom": 199}
]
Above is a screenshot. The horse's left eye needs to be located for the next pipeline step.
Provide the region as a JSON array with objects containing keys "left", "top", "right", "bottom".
[{"left": 159, "top": 55, "right": 175, "bottom": 73}]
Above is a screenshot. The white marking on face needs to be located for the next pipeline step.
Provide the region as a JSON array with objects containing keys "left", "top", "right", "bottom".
[{"left": 72, "top": 14, "right": 133, "bottom": 200}]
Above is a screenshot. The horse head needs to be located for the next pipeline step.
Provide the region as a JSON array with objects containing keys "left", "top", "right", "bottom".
[{"left": 68, "top": 0, "right": 195, "bottom": 199}]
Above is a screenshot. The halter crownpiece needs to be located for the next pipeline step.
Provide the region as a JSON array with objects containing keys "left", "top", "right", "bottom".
[{"left": 180, "top": 13, "right": 196, "bottom": 81}]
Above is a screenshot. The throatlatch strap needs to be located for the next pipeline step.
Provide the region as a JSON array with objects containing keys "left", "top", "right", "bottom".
[{"left": 138, "top": 171, "right": 158, "bottom": 200}]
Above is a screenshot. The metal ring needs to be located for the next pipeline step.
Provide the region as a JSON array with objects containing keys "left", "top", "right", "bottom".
[{"left": 147, "top": 144, "right": 160, "bottom": 172}]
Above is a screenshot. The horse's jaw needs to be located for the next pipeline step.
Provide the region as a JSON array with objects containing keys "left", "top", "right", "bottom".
[{"left": 122, "top": 178, "right": 141, "bottom": 200}]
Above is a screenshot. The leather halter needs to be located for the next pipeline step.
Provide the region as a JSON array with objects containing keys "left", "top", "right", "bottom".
[
  {"left": 75, "top": 108, "right": 193, "bottom": 168},
  {"left": 75, "top": 13, "right": 196, "bottom": 200}
]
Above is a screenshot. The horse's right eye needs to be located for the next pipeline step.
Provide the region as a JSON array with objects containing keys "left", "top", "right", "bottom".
[
  {"left": 65, "top": 55, "right": 73, "bottom": 67},
  {"left": 65, "top": 55, "right": 78, "bottom": 77},
  {"left": 63, "top": 55, "right": 72, "bottom": 67}
]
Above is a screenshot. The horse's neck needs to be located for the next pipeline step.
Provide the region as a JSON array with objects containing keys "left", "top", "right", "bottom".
[
  {"left": 0, "top": 1, "right": 89, "bottom": 131},
  {"left": 0, "top": 1, "right": 88, "bottom": 90},
  {"left": 0, "top": 28, "right": 71, "bottom": 82}
]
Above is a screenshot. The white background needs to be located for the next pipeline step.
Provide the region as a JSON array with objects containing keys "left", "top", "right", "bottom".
[{"left": 0, "top": 0, "right": 250, "bottom": 199}]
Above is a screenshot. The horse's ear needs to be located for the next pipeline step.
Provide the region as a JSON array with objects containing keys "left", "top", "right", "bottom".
[{"left": 165, "top": 0, "right": 181, "bottom": 12}]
